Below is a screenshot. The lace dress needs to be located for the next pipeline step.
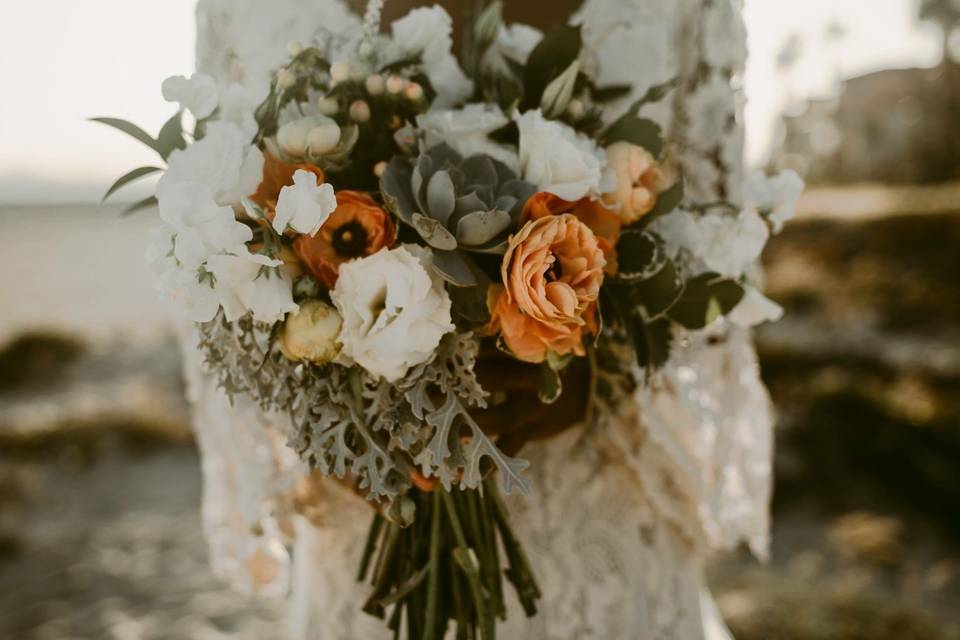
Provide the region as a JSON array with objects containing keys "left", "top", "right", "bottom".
[{"left": 184, "top": 1, "right": 769, "bottom": 638}]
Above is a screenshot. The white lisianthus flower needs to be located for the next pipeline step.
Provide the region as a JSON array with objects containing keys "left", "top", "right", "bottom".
[
  {"left": 158, "top": 182, "right": 252, "bottom": 269},
  {"left": 158, "top": 122, "right": 264, "bottom": 207},
  {"left": 417, "top": 104, "right": 518, "bottom": 170},
  {"left": 391, "top": 6, "right": 473, "bottom": 107},
  {"left": 653, "top": 209, "right": 770, "bottom": 279},
  {"left": 743, "top": 170, "right": 805, "bottom": 233},
  {"left": 728, "top": 286, "right": 784, "bottom": 328},
  {"left": 205, "top": 251, "right": 298, "bottom": 323},
  {"left": 331, "top": 245, "right": 453, "bottom": 382},
  {"left": 516, "top": 109, "right": 608, "bottom": 201},
  {"left": 161, "top": 73, "right": 220, "bottom": 119},
  {"left": 273, "top": 170, "right": 337, "bottom": 236}
]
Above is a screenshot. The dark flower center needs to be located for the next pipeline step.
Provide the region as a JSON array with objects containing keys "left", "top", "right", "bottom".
[
  {"left": 332, "top": 221, "right": 369, "bottom": 258},
  {"left": 546, "top": 256, "right": 563, "bottom": 281}
]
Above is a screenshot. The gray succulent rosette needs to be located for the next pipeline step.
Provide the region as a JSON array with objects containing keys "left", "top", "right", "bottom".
[{"left": 379, "top": 143, "right": 537, "bottom": 286}]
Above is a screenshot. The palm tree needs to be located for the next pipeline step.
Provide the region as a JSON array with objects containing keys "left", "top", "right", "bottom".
[{"left": 920, "top": 0, "right": 960, "bottom": 65}]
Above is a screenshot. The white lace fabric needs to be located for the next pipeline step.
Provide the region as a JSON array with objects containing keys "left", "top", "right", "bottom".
[{"left": 184, "top": 1, "right": 766, "bottom": 638}]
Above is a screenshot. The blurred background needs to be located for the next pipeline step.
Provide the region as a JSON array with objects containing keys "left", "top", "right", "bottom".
[{"left": 1, "top": 1, "right": 959, "bottom": 638}]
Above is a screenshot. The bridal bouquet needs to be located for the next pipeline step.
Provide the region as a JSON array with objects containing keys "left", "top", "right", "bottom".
[{"left": 100, "top": 1, "right": 801, "bottom": 637}]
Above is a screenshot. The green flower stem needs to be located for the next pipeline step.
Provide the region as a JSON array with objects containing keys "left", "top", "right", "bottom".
[
  {"left": 424, "top": 490, "right": 443, "bottom": 640},
  {"left": 442, "top": 490, "right": 494, "bottom": 640},
  {"left": 357, "top": 514, "right": 385, "bottom": 581},
  {"left": 485, "top": 477, "right": 541, "bottom": 615}
]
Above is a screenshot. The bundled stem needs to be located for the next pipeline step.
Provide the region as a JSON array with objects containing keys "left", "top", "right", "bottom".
[{"left": 359, "top": 479, "right": 540, "bottom": 639}]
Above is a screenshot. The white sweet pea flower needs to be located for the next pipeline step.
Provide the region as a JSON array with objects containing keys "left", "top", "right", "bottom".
[
  {"left": 495, "top": 24, "right": 542, "bottom": 64},
  {"left": 217, "top": 83, "right": 260, "bottom": 138},
  {"left": 273, "top": 170, "right": 337, "bottom": 236},
  {"left": 728, "top": 286, "right": 784, "bottom": 328},
  {"left": 146, "top": 225, "right": 221, "bottom": 323},
  {"left": 516, "top": 109, "right": 608, "bottom": 201},
  {"left": 743, "top": 170, "right": 805, "bottom": 233},
  {"left": 331, "top": 245, "right": 453, "bottom": 382},
  {"left": 653, "top": 208, "right": 770, "bottom": 279},
  {"left": 391, "top": 6, "right": 473, "bottom": 107},
  {"left": 161, "top": 73, "right": 219, "bottom": 119},
  {"left": 417, "top": 104, "right": 518, "bottom": 170},
  {"left": 158, "top": 182, "right": 252, "bottom": 269},
  {"left": 205, "top": 251, "right": 298, "bottom": 323},
  {"left": 158, "top": 122, "right": 264, "bottom": 207}
]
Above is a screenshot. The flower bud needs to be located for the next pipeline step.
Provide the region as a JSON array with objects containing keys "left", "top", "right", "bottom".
[
  {"left": 349, "top": 100, "right": 371, "bottom": 123},
  {"left": 404, "top": 82, "right": 423, "bottom": 101},
  {"left": 276, "top": 119, "right": 310, "bottom": 157},
  {"left": 279, "top": 300, "right": 343, "bottom": 364},
  {"left": 566, "top": 98, "right": 586, "bottom": 119},
  {"left": 307, "top": 122, "right": 342, "bottom": 155},
  {"left": 276, "top": 69, "right": 296, "bottom": 90},
  {"left": 287, "top": 41, "right": 304, "bottom": 56},
  {"left": 386, "top": 75, "right": 406, "bottom": 94},
  {"left": 365, "top": 74, "right": 385, "bottom": 96},
  {"left": 330, "top": 62, "right": 351, "bottom": 83},
  {"left": 317, "top": 96, "right": 339, "bottom": 116},
  {"left": 373, "top": 160, "right": 388, "bottom": 178}
]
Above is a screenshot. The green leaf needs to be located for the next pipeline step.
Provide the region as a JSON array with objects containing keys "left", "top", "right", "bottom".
[
  {"left": 120, "top": 195, "right": 158, "bottom": 217},
  {"left": 590, "top": 84, "right": 633, "bottom": 103},
  {"left": 602, "top": 115, "right": 663, "bottom": 156},
  {"left": 633, "top": 318, "right": 673, "bottom": 370},
  {"left": 155, "top": 111, "right": 186, "bottom": 159},
  {"left": 522, "top": 25, "right": 582, "bottom": 110},
  {"left": 626, "top": 77, "right": 680, "bottom": 113},
  {"left": 448, "top": 282, "right": 491, "bottom": 325},
  {"left": 538, "top": 360, "right": 565, "bottom": 404},
  {"left": 101, "top": 166, "right": 162, "bottom": 204},
  {"left": 90, "top": 117, "right": 158, "bottom": 154},
  {"left": 631, "top": 258, "right": 684, "bottom": 320},
  {"left": 668, "top": 272, "right": 745, "bottom": 329},
  {"left": 539, "top": 59, "right": 580, "bottom": 118},
  {"left": 615, "top": 229, "right": 667, "bottom": 281}
]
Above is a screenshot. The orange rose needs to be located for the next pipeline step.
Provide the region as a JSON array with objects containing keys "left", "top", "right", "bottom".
[
  {"left": 250, "top": 151, "right": 325, "bottom": 212},
  {"left": 485, "top": 214, "right": 605, "bottom": 364},
  {"left": 522, "top": 191, "right": 621, "bottom": 273},
  {"left": 602, "top": 142, "right": 667, "bottom": 225},
  {"left": 292, "top": 191, "right": 396, "bottom": 288}
]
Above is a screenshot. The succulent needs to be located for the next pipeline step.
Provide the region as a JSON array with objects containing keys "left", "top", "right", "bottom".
[{"left": 380, "top": 143, "right": 536, "bottom": 285}]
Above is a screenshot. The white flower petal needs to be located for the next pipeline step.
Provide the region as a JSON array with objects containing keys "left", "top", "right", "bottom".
[
  {"left": 728, "top": 286, "right": 784, "bottom": 328},
  {"left": 161, "top": 73, "right": 219, "bottom": 119},
  {"left": 273, "top": 170, "right": 337, "bottom": 236},
  {"left": 516, "top": 109, "right": 606, "bottom": 201}
]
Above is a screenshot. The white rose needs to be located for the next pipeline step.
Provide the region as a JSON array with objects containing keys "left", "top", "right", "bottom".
[
  {"left": 417, "top": 104, "right": 518, "bottom": 170},
  {"left": 331, "top": 245, "right": 453, "bottom": 382},
  {"left": 161, "top": 73, "right": 219, "bottom": 119},
  {"left": 273, "top": 169, "right": 337, "bottom": 236},
  {"left": 158, "top": 122, "right": 264, "bottom": 207},
  {"left": 206, "top": 251, "right": 298, "bottom": 323},
  {"left": 516, "top": 109, "right": 607, "bottom": 201},
  {"left": 743, "top": 170, "right": 805, "bottom": 233},
  {"left": 279, "top": 300, "right": 343, "bottom": 364},
  {"left": 391, "top": 6, "right": 473, "bottom": 107},
  {"left": 158, "top": 182, "right": 252, "bottom": 269}
]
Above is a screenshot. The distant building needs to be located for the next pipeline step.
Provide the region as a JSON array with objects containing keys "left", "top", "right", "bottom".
[{"left": 773, "top": 65, "right": 960, "bottom": 184}]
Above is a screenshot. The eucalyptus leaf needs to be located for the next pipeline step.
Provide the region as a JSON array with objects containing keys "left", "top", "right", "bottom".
[
  {"left": 668, "top": 272, "right": 745, "bottom": 329},
  {"left": 101, "top": 166, "right": 162, "bottom": 204},
  {"left": 522, "top": 25, "right": 582, "bottom": 110}
]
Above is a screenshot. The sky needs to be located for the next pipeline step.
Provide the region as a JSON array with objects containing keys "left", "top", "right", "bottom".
[{"left": 0, "top": 0, "right": 942, "bottom": 204}]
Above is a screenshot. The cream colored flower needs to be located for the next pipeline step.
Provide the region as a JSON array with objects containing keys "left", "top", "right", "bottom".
[
  {"left": 603, "top": 142, "right": 667, "bottom": 225},
  {"left": 279, "top": 300, "right": 343, "bottom": 364}
]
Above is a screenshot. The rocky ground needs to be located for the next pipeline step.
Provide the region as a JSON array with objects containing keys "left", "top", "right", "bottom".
[{"left": 1, "top": 198, "right": 959, "bottom": 639}]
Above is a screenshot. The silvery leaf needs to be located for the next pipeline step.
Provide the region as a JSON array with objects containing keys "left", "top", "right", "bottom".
[
  {"left": 494, "top": 195, "right": 518, "bottom": 213},
  {"left": 432, "top": 250, "right": 480, "bottom": 286},
  {"left": 455, "top": 209, "right": 512, "bottom": 246},
  {"left": 379, "top": 157, "right": 416, "bottom": 223},
  {"left": 412, "top": 155, "right": 432, "bottom": 213},
  {"left": 427, "top": 170, "right": 456, "bottom": 224},
  {"left": 454, "top": 192, "right": 487, "bottom": 219},
  {"left": 461, "top": 155, "right": 498, "bottom": 189},
  {"left": 412, "top": 213, "right": 458, "bottom": 250}
]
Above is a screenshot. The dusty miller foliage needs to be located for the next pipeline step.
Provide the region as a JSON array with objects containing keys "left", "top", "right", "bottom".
[{"left": 197, "top": 312, "right": 532, "bottom": 504}]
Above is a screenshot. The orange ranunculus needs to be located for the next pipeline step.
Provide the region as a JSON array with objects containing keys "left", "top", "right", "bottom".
[
  {"left": 292, "top": 191, "right": 396, "bottom": 288},
  {"left": 484, "top": 214, "right": 605, "bottom": 364},
  {"left": 521, "top": 191, "right": 621, "bottom": 274},
  {"left": 602, "top": 142, "right": 667, "bottom": 225},
  {"left": 250, "top": 151, "right": 325, "bottom": 212}
]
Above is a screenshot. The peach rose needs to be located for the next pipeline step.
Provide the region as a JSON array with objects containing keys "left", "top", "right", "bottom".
[
  {"left": 292, "top": 191, "right": 396, "bottom": 288},
  {"left": 250, "top": 151, "right": 325, "bottom": 212},
  {"left": 602, "top": 142, "right": 666, "bottom": 225},
  {"left": 484, "top": 214, "right": 605, "bottom": 363},
  {"left": 522, "top": 191, "right": 621, "bottom": 274}
]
